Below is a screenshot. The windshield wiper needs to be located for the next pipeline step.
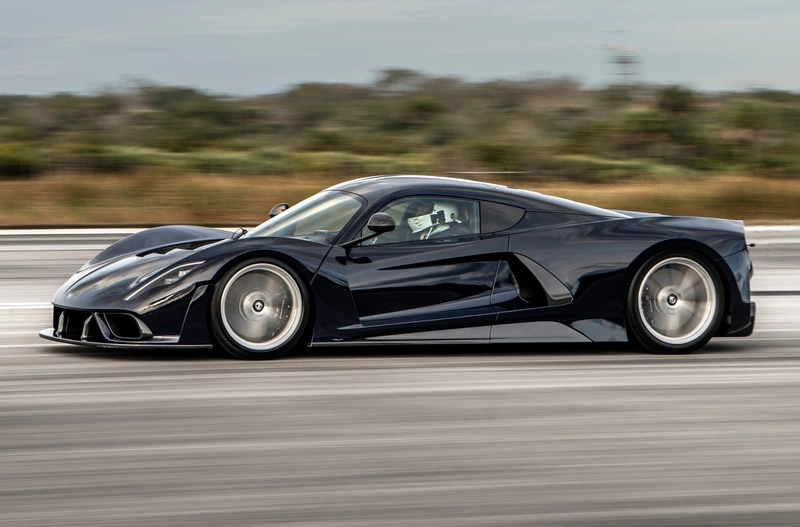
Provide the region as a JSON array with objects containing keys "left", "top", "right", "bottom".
[{"left": 230, "top": 227, "right": 247, "bottom": 240}]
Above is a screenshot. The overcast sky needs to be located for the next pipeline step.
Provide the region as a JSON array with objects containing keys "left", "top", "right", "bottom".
[{"left": 1, "top": 0, "right": 798, "bottom": 95}]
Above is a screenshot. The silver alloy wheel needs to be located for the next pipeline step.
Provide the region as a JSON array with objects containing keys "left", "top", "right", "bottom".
[
  {"left": 637, "top": 257, "right": 717, "bottom": 345},
  {"left": 219, "top": 263, "right": 303, "bottom": 351}
]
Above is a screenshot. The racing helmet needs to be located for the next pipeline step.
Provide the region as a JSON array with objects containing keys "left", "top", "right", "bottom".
[{"left": 407, "top": 202, "right": 460, "bottom": 233}]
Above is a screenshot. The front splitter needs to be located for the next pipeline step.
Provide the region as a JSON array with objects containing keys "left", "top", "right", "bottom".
[{"left": 39, "top": 328, "right": 214, "bottom": 350}]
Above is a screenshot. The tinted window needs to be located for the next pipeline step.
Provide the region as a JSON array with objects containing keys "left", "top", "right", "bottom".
[
  {"left": 480, "top": 201, "right": 525, "bottom": 233},
  {"left": 362, "top": 196, "right": 480, "bottom": 245}
]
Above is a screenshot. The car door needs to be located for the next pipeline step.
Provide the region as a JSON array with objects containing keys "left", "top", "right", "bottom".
[{"left": 344, "top": 196, "right": 506, "bottom": 338}]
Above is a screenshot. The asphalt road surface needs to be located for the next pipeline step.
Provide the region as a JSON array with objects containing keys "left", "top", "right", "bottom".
[{"left": 1, "top": 227, "right": 799, "bottom": 526}]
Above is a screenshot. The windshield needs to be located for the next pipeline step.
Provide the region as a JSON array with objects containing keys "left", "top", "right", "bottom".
[{"left": 244, "top": 191, "right": 364, "bottom": 244}]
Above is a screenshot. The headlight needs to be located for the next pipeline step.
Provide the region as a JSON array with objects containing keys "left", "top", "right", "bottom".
[{"left": 123, "top": 262, "right": 204, "bottom": 301}]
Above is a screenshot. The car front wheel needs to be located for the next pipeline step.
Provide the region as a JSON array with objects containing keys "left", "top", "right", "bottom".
[
  {"left": 627, "top": 252, "right": 723, "bottom": 354},
  {"left": 211, "top": 258, "right": 310, "bottom": 360}
]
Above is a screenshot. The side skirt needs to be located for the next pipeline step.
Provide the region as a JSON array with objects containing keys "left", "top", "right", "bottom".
[{"left": 310, "top": 321, "right": 591, "bottom": 346}]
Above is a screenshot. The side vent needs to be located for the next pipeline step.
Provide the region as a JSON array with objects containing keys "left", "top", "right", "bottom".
[
  {"left": 499, "top": 255, "right": 573, "bottom": 307},
  {"left": 504, "top": 258, "right": 548, "bottom": 307}
]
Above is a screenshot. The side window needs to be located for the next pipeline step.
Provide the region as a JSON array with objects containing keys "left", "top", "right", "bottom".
[
  {"left": 362, "top": 196, "right": 481, "bottom": 245},
  {"left": 480, "top": 201, "right": 525, "bottom": 233}
]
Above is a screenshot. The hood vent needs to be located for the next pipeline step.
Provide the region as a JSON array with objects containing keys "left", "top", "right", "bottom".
[{"left": 137, "top": 239, "right": 218, "bottom": 258}]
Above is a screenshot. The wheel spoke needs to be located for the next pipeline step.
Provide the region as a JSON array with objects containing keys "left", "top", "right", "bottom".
[
  {"left": 676, "top": 268, "right": 696, "bottom": 293},
  {"left": 646, "top": 270, "right": 668, "bottom": 290},
  {"left": 264, "top": 276, "right": 284, "bottom": 298},
  {"left": 661, "top": 312, "right": 682, "bottom": 335},
  {"left": 678, "top": 303, "right": 700, "bottom": 322},
  {"left": 637, "top": 256, "right": 717, "bottom": 346},
  {"left": 665, "top": 267, "right": 684, "bottom": 290}
]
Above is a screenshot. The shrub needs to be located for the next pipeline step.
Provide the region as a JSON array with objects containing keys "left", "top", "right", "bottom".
[
  {"left": 301, "top": 129, "right": 349, "bottom": 152},
  {"left": 288, "top": 152, "right": 434, "bottom": 176},
  {"left": 727, "top": 99, "right": 777, "bottom": 137},
  {"left": 657, "top": 86, "right": 695, "bottom": 115},
  {"left": 0, "top": 143, "right": 42, "bottom": 178},
  {"left": 547, "top": 155, "right": 649, "bottom": 182},
  {"left": 52, "top": 144, "right": 144, "bottom": 172},
  {"left": 617, "top": 109, "right": 667, "bottom": 136},
  {"left": 467, "top": 141, "right": 532, "bottom": 171},
  {"left": 403, "top": 98, "right": 444, "bottom": 122}
]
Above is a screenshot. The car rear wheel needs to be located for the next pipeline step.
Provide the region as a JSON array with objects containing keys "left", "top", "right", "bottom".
[
  {"left": 211, "top": 258, "right": 310, "bottom": 360},
  {"left": 627, "top": 251, "right": 723, "bottom": 354}
]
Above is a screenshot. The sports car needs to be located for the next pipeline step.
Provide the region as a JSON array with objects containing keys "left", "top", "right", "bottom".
[{"left": 40, "top": 175, "right": 755, "bottom": 359}]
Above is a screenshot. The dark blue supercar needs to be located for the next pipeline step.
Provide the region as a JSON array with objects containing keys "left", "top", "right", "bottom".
[{"left": 41, "top": 175, "right": 755, "bottom": 359}]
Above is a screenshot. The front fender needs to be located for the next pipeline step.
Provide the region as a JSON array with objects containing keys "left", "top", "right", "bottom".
[{"left": 56, "top": 236, "right": 335, "bottom": 313}]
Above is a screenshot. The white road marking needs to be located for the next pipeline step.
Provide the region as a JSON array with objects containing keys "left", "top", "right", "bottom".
[
  {"left": 0, "top": 227, "right": 236, "bottom": 236},
  {"left": 746, "top": 225, "right": 800, "bottom": 232},
  {"left": 0, "top": 228, "right": 141, "bottom": 236},
  {"left": 746, "top": 238, "right": 800, "bottom": 245},
  {"left": 718, "top": 337, "right": 800, "bottom": 342},
  {"left": 0, "top": 245, "right": 109, "bottom": 252}
]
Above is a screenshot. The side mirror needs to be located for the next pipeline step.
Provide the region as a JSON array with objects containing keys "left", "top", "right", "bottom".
[
  {"left": 269, "top": 203, "right": 289, "bottom": 218},
  {"left": 340, "top": 213, "right": 396, "bottom": 249},
  {"left": 366, "top": 212, "right": 396, "bottom": 234}
]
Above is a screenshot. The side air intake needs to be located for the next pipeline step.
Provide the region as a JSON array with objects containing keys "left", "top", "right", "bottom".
[{"left": 494, "top": 255, "right": 573, "bottom": 307}]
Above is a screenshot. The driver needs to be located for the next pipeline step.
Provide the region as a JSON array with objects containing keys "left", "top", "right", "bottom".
[{"left": 407, "top": 201, "right": 461, "bottom": 239}]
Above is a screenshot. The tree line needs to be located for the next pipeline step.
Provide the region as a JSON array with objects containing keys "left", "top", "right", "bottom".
[{"left": 1, "top": 70, "right": 799, "bottom": 181}]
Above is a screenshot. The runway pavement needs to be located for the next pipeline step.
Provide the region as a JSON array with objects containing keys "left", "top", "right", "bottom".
[{"left": 0, "top": 227, "right": 799, "bottom": 526}]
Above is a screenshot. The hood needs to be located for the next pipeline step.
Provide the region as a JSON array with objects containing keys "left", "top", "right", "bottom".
[
  {"left": 84, "top": 225, "right": 228, "bottom": 269},
  {"left": 54, "top": 246, "right": 207, "bottom": 310}
]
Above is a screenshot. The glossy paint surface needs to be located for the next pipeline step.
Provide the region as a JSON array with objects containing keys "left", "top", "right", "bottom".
[
  {"left": 43, "top": 176, "right": 755, "bottom": 348},
  {"left": 347, "top": 235, "right": 506, "bottom": 321}
]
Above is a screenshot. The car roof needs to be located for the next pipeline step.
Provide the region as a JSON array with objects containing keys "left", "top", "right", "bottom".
[{"left": 327, "top": 175, "right": 625, "bottom": 217}]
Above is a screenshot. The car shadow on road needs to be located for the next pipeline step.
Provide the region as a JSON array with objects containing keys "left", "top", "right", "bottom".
[
  {"left": 38, "top": 340, "right": 755, "bottom": 363},
  {"left": 34, "top": 341, "right": 680, "bottom": 363},
  {"left": 295, "top": 342, "right": 636, "bottom": 359}
]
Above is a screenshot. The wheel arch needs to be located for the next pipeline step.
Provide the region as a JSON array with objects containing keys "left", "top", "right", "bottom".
[
  {"left": 207, "top": 249, "right": 318, "bottom": 327},
  {"left": 210, "top": 249, "right": 317, "bottom": 285}
]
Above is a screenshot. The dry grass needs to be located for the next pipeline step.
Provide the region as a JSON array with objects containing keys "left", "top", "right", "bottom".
[
  {"left": 1, "top": 171, "right": 798, "bottom": 227},
  {"left": 527, "top": 175, "right": 800, "bottom": 221},
  {"left": 0, "top": 172, "right": 352, "bottom": 227}
]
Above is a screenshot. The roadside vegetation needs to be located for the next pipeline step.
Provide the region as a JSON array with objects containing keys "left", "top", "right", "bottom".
[
  {"left": 2, "top": 172, "right": 799, "bottom": 226},
  {"left": 1, "top": 70, "right": 799, "bottom": 224}
]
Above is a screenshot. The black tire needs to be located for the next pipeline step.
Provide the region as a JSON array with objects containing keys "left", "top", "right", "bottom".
[
  {"left": 626, "top": 250, "right": 724, "bottom": 354},
  {"left": 210, "top": 258, "right": 311, "bottom": 360}
]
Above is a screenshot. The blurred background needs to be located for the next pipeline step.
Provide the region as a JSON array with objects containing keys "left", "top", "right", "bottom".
[
  {"left": 2, "top": 0, "right": 800, "bottom": 226},
  {"left": 3, "top": 3, "right": 800, "bottom": 527}
]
